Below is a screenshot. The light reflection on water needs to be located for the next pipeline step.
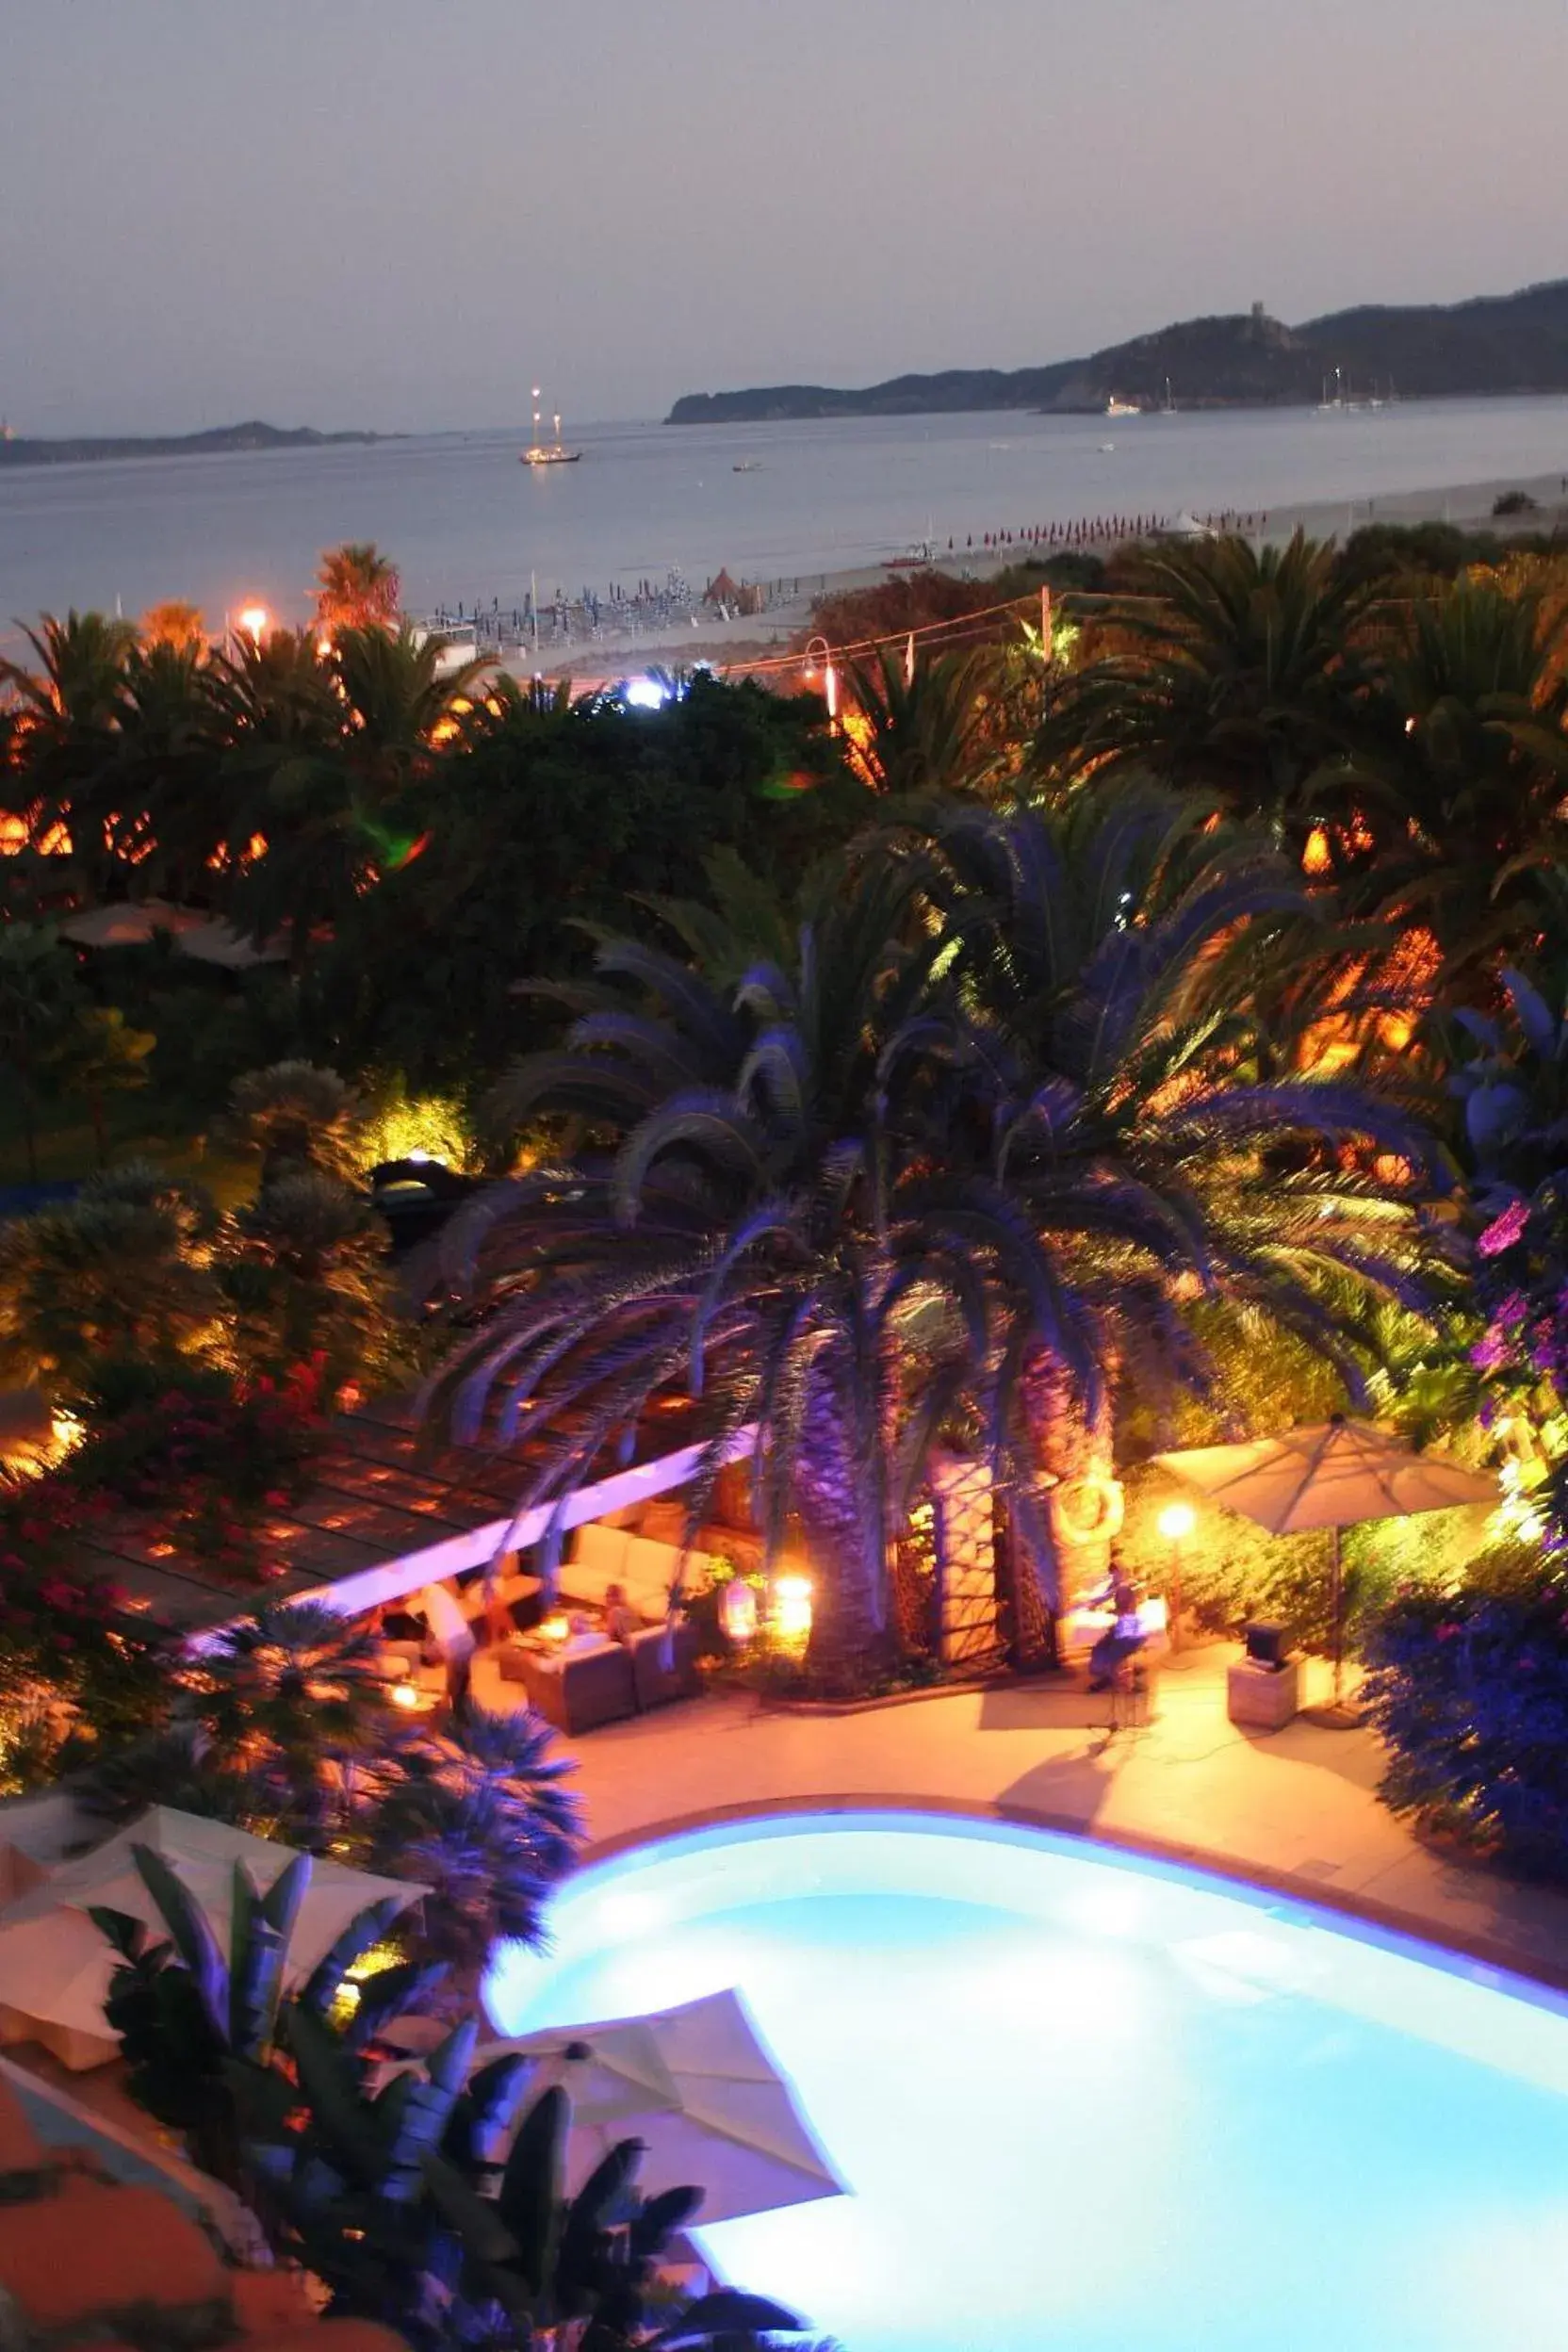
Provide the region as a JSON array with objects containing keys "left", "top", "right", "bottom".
[{"left": 487, "top": 1813, "right": 1568, "bottom": 2352}]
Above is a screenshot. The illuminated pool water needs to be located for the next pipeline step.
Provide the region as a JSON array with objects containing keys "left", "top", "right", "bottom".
[{"left": 485, "top": 1812, "right": 1568, "bottom": 2350}]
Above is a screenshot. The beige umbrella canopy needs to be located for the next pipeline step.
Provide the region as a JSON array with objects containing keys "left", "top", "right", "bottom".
[
  {"left": 486, "top": 1988, "right": 844, "bottom": 2225},
  {"left": 1152, "top": 1417, "right": 1498, "bottom": 1697},
  {"left": 0, "top": 1805, "right": 425, "bottom": 2070}
]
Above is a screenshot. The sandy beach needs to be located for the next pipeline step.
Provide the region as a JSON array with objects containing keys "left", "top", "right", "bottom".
[{"left": 500, "top": 462, "right": 1568, "bottom": 688}]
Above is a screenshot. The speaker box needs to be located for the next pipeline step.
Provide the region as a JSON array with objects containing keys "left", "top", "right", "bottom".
[{"left": 1243, "top": 1619, "right": 1289, "bottom": 1670}]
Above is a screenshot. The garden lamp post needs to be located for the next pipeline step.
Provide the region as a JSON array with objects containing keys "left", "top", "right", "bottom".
[{"left": 1156, "top": 1500, "right": 1195, "bottom": 1652}]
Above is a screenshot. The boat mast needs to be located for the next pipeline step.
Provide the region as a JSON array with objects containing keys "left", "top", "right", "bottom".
[
  {"left": 531, "top": 385, "right": 542, "bottom": 450},
  {"left": 553, "top": 411, "right": 562, "bottom": 451}
]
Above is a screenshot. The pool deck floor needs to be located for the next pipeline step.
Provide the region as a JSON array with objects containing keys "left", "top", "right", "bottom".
[{"left": 471, "top": 1639, "right": 1568, "bottom": 1989}]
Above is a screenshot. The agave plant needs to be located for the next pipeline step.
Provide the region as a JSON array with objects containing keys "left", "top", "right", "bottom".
[{"left": 91, "top": 1840, "right": 416, "bottom": 2188}]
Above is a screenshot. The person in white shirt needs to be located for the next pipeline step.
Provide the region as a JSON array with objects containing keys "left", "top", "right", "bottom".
[{"left": 1086, "top": 1569, "right": 1145, "bottom": 1693}]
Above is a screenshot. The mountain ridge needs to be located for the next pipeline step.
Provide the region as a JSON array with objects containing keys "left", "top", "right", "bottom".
[
  {"left": 666, "top": 279, "right": 1568, "bottom": 422},
  {"left": 0, "top": 420, "right": 398, "bottom": 467}
]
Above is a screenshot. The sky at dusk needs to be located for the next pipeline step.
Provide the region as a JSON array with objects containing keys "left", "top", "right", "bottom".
[{"left": 6, "top": 0, "right": 1567, "bottom": 436}]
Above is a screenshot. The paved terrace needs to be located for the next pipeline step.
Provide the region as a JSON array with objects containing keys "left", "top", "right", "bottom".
[{"left": 469, "top": 1641, "right": 1568, "bottom": 1991}]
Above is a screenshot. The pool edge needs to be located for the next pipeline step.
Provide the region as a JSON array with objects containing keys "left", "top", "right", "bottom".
[{"left": 580, "top": 1792, "right": 1568, "bottom": 2001}]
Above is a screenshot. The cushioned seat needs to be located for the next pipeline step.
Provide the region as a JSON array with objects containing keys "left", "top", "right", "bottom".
[
  {"left": 629, "top": 1620, "right": 702, "bottom": 1709},
  {"left": 498, "top": 1637, "right": 637, "bottom": 1733},
  {"left": 562, "top": 1522, "right": 714, "bottom": 1624}
]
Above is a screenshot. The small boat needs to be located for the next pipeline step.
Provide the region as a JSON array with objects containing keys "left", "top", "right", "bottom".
[
  {"left": 733, "top": 460, "right": 762, "bottom": 472},
  {"left": 886, "top": 539, "right": 937, "bottom": 569},
  {"left": 521, "top": 388, "right": 581, "bottom": 466},
  {"left": 1104, "top": 396, "right": 1140, "bottom": 418}
]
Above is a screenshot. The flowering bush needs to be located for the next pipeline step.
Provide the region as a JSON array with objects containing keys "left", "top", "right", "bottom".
[
  {"left": 59, "top": 1361, "right": 327, "bottom": 1580},
  {"left": 1361, "top": 1580, "right": 1568, "bottom": 1879},
  {"left": 0, "top": 1488, "right": 167, "bottom": 1789}
]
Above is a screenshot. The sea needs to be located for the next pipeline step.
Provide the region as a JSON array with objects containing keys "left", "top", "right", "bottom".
[{"left": 3, "top": 394, "right": 1568, "bottom": 656}]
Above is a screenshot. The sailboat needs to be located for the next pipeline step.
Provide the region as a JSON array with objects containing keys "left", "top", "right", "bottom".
[{"left": 521, "top": 388, "right": 581, "bottom": 466}]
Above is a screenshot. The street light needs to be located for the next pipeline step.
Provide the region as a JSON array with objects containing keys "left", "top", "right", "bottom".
[
  {"left": 237, "top": 603, "right": 270, "bottom": 649},
  {"left": 1156, "top": 1500, "right": 1196, "bottom": 1651},
  {"left": 803, "top": 634, "right": 837, "bottom": 721}
]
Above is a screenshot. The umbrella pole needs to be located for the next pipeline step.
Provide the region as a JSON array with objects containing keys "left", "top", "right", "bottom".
[{"left": 1331, "top": 1525, "right": 1344, "bottom": 1706}]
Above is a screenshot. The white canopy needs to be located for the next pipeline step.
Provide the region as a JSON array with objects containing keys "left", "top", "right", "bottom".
[
  {"left": 487, "top": 1988, "right": 843, "bottom": 2226},
  {"left": 1152, "top": 1419, "right": 1497, "bottom": 1535},
  {"left": 0, "top": 1805, "right": 425, "bottom": 2070},
  {"left": 57, "top": 900, "right": 206, "bottom": 949}
]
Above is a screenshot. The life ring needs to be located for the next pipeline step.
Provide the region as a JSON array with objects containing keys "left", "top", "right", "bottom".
[{"left": 1052, "top": 1473, "right": 1125, "bottom": 1545}]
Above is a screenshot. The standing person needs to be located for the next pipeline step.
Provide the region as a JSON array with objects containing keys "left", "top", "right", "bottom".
[{"left": 421, "top": 1580, "right": 477, "bottom": 1719}]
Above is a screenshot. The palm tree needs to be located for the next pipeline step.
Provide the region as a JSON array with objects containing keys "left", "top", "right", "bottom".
[
  {"left": 50, "top": 1002, "right": 156, "bottom": 1165},
  {"left": 0, "top": 1164, "right": 224, "bottom": 1397},
  {"left": 838, "top": 643, "right": 999, "bottom": 797},
  {"left": 366, "top": 1704, "right": 581, "bottom": 1981},
  {"left": 113, "top": 635, "right": 226, "bottom": 900},
  {"left": 177, "top": 1600, "right": 399, "bottom": 1844},
  {"left": 223, "top": 1060, "right": 367, "bottom": 1184},
  {"left": 0, "top": 611, "right": 137, "bottom": 881},
  {"left": 1334, "top": 575, "right": 1568, "bottom": 983},
  {"left": 315, "top": 542, "right": 400, "bottom": 637},
  {"left": 437, "top": 814, "right": 1437, "bottom": 1691},
  {"left": 139, "top": 600, "right": 206, "bottom": 654},
  {"left": 216, "top": 1168, "right": 394, "bottom": 1396},
  {"left": 206, "top": 628, "right": 354, "bottom": 970},
  {"left": 0, "top": 921, "right": 82, "bottom": 1180},
  {"left": 1036, "top": 531, "right": 1377, "bottom": 832}
]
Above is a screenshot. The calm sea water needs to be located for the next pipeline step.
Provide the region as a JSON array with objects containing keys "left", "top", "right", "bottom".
[{"left": 4, "top": 395, "right": 1568, "bottom": 655}]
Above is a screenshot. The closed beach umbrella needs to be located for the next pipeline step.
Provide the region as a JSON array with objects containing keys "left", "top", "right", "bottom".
[
  {"left": 0, "top": 1805, "right": 425, "bottom": 2069},
  {"left": 1152, "top": 1416, "right": 1496, "bottom": 1698},
  {"left": 489, "top": 1987, "right": 843, "bottom": 2224}
]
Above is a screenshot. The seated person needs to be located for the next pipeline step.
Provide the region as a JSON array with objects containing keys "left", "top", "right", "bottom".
[
  {"left": 1086, "top": 1567, "right": 1146, "bottom": 1693},
  {"left": 602, "top": 1580, "right": 639, "bottom": 1646},
  {"left": 560, "top": 1610, "right": 608, "bottom": 1658}
]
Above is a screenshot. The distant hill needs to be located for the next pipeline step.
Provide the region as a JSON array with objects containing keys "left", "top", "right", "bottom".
[
  {"left": 0, "top": 419, "right": 397, "bottom": 467},
  {"left": 667, "top": 280, "right": 1568, "bottom": 421}
]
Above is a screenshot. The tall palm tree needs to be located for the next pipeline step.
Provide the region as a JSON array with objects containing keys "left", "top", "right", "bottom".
[
  {"left": 1334, "top": 575, "right": 1568, "bottom": 984},
  {"left": 1036, "top": 531, "right": 1377, "bottom": 832},
  {"left": 0, "top": 611, "right": 138, "bottom": 879},
  {"left": 913, "top": 785, "right": 1441, "bottom": 1599},
  {"left": 435, "top": 828, "right": 1435, "bottom": 1690},
  {"left": 315, "top": 542, "right": 400, "bottom": 637},
  {"left": 113, "top": 636, "right": 226, "bottom": 900}
]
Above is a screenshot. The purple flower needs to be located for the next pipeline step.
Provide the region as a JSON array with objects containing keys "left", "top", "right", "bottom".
[{"left": 1478, "top": 1199, "right": 1531, "bottom": 1258}]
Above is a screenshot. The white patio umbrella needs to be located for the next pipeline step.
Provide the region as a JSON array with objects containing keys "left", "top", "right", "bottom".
[
  {"left": 1153, "top": 1416, "right": 1497, "bottom": 1700},
  {"left": 487, "top": 1988, "right": 843, "bottom": 2225},
  {"left": 0, "top": 1805, "right": 425, "bottom": 2070}
]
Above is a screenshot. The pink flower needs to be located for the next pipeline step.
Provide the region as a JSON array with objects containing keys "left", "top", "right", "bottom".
[{"left": 1478, "top": 1199, "right": 1530, "bottom": 1258}]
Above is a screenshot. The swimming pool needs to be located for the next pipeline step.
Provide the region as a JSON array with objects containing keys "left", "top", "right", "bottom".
[{"left": 484, "top": 1810, "right": 1568, "bottom": 2351}]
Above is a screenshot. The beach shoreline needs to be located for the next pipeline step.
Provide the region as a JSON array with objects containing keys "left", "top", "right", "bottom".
[{"left": 502, "top": 463, "right": 1568, "bottom": 685}]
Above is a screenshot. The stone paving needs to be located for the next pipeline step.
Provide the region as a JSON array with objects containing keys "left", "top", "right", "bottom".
[{"left": 471, "top": 1637, "right": 1568, "bottom": 1986}]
